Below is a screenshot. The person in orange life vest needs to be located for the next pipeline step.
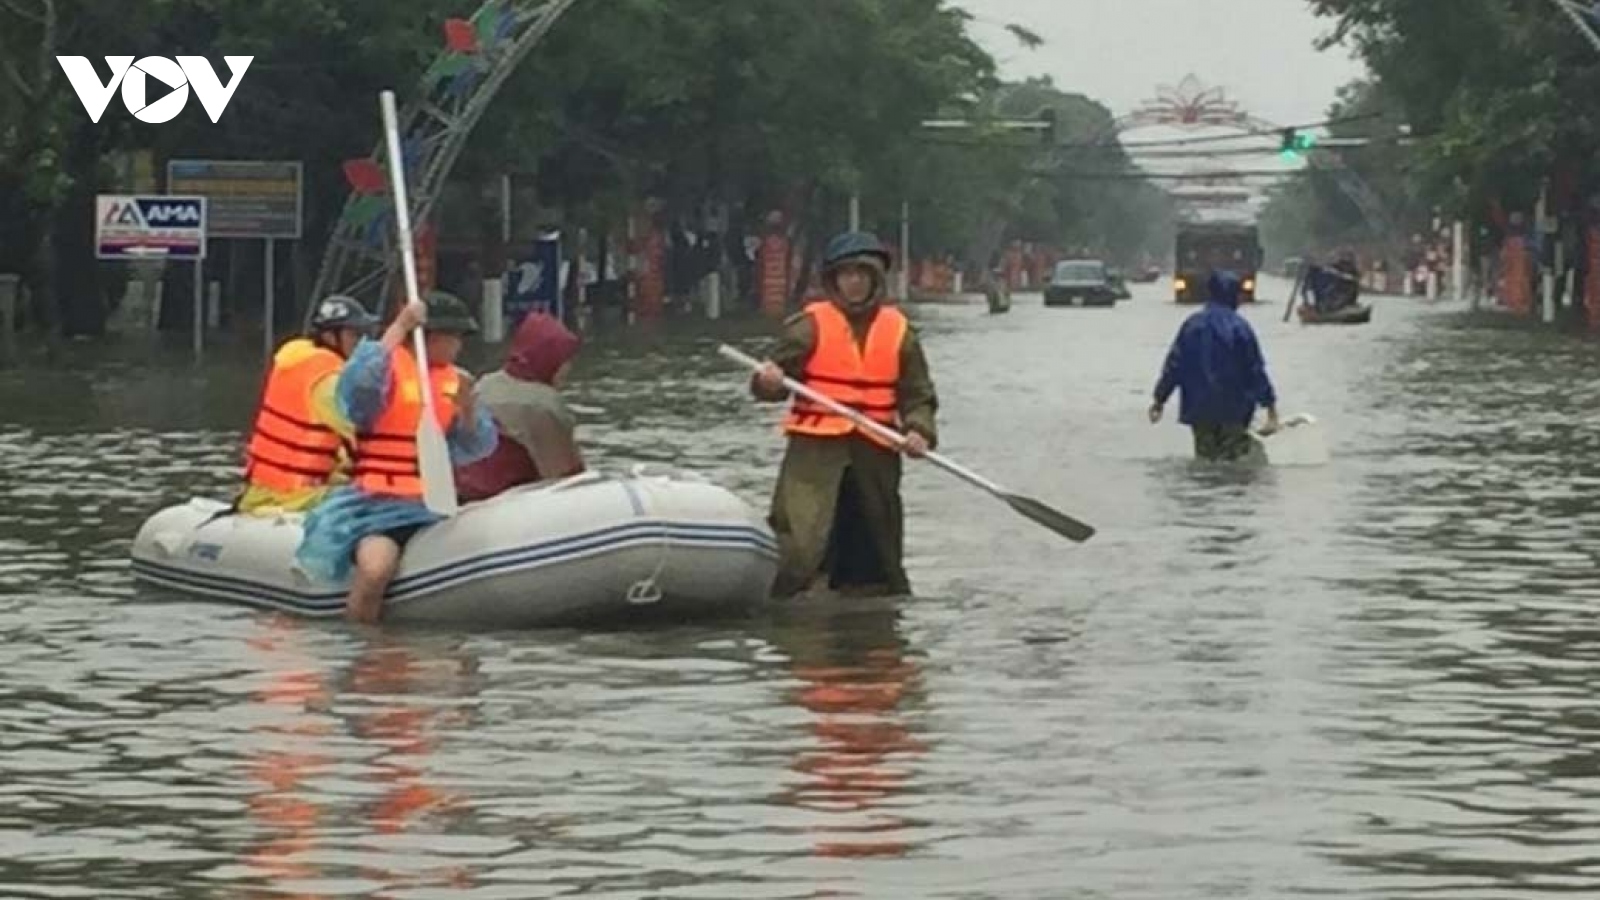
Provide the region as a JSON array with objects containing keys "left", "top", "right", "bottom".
[
  {"left": 454, "top": 312, "right": 585, "bottom": 503},
  {"left": 237, "top": 296, "right": 379, "bottom": 516},
  {"left": 749, "top": 231, "right": 939, "bottom": 599},
  {"left": 295, "top": 291, "right": 498, "bottom": 624}
]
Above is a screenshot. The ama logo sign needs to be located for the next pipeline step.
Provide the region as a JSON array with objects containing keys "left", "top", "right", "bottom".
[
  {"left": 56, "top": 56, "right": 252, "bottom": 123},
  {"left": 105, "top": 198, "right": 204, "bottom": 227},
  {"left": 96, "top": 196, "right": 207, "bottom": 261}
]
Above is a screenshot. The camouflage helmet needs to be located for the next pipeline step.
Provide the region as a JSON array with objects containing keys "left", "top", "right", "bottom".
[
  {"left": 423, "top": 290, "right": 479, "bottom": 335},
  {"left": 308, "top": 294, "right": 378, "bottom": 332}
]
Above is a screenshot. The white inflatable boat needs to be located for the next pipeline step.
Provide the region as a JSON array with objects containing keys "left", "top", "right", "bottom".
[{"left": 130, "top": 469, "right": 779, "bottom": 627}]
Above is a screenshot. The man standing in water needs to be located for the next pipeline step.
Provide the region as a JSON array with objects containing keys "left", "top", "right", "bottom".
[
  {"left": 1149, "top": 270, "right": 1280, "bottom": 461},
  {"left": 750, "top": 231, "right": 939, "bottom": 598}
]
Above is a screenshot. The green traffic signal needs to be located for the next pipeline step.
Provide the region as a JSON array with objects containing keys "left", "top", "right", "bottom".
[{"left": 1278, "top": 128, "right": 1317, "bottom": 160}]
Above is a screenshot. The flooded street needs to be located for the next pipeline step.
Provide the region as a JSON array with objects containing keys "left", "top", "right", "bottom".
[{"left": 6, "top": 280, "right": 1600, "bottom": 898}]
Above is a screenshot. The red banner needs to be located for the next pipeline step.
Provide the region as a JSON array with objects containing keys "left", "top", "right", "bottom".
[
  {"left": 416, "top": 223, "right": 437, "bottom": 296},
  {"left": 632, "top": 219, "right": 666, "bottom": 319},
  {"left": 758, "top": 233, "right": 791, "bottom": 317},
  {"left": 1586, "top": 226, "right": 1600, "bottom": 331},
  {"left": 1002, "top": 245, "right": 1024, "bottom": 291},
  {"left": 1501, "top": 236, "right": 1532, "bottom": 316},
  {"left": 393, "top": 222, "right": 437, "bottom": 309}
]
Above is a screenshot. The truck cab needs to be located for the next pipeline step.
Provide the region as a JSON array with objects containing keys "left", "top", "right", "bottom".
[{"left": 1174, "top": 223, "right": 1261, "bottom": 304}]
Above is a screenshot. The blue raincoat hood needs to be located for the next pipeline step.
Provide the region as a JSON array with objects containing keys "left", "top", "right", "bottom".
[{"left": 1207, "top": 270, "right": 1241, "bottom": 308}]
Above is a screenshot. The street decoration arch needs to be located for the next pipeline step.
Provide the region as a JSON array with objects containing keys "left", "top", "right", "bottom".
[
  {"left": 309, "top": 0, "right": 581, "bottom": 313},
  {"left": 1107, "top": 75, "right": 1398, "bottom": 241},
  {"left": 1113, "top": 75, "right": 1277, "bottom": 136}
]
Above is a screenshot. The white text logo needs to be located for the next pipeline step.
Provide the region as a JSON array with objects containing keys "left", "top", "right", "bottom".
[{"left": 56, "top": 56, "right": 253, "bottom": 124}]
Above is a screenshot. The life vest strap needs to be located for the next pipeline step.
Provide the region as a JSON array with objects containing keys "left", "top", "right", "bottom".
[
  {"left": 800, "top": 370, "right": 899, "bottom": 390},
  {"left": 792, "top": 400, "right": 897, "bottom": 417},
  {"left": 251, "top": 424, "right": 342, "bottom": 457},
  {"left": 246, "top": 458, "right": 339, "bottom": 481},
  {"left": 259, "top": 403, "right": 335, "bottom": 435}
]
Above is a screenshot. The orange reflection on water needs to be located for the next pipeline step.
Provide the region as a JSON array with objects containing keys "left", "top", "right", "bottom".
[
  {"left": 345, "top": 641, "right": 475, "bottom": 893},
  {"left": 779, "top": 621, "right": 927, "bottom": 860},
  {"left": 242, "top": 617, "right": 333, "bottom": 900},
  {"left": 241, "top": 621, "right": 479, "bottom": 898}
]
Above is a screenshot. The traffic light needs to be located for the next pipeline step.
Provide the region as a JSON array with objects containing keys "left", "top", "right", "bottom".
[{"left": 1279, "top": 127, "right": 1317, "bottom": 160}]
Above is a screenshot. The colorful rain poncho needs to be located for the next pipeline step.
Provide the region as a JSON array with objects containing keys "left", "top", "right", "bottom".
[{"left": 294, "top": 339, "right": 497, "bottom": 582}]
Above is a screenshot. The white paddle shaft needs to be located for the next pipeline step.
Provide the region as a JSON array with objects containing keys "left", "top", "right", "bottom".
[
  {"left": 380, "top": 90, "right": 457, "bottom": 516},
  {"left": 717, "top": 343, "right": 1006, "bottom": 497}
]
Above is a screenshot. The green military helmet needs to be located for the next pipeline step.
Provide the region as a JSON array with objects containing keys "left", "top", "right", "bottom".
[
  {"left": 422, "top": 290, "right": 479, "bottom": 335},
  {"left": 822, "top": 230, "right": 892, "bottom": 272}
]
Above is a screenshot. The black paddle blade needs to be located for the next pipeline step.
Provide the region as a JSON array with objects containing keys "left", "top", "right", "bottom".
[{"left": 1005, "top": 493, "right": 1095, "bottom": 542}]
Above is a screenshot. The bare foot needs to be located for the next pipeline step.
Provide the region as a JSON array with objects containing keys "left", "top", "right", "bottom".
[{"left": 345, "top": 594, "right": 383, "bottom": 624}]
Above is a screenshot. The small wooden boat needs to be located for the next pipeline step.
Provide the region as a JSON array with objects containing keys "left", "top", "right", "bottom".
[{"left": 1296, "top": 303, "right": 1372, "bottom": 325}]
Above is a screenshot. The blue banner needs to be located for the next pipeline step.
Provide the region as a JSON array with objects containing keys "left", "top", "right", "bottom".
[{"left": 506, "top": 232, "right": 562, "bottom": 327}]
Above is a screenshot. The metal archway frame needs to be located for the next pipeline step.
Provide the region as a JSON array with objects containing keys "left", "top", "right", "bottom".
[
  {"left": 308, "top": 0, "right": 582, "bottom": 316},
  {"left": 1098, "top": 75, "right": 1401, "bottom": 244}
]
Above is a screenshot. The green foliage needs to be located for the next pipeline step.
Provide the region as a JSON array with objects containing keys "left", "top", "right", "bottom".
[
  {"left": 910, "top": 76, "right": 1172, "bottom": 265},
  {"left": 1260, "top": 78, "right": 1423, "bottom": 261},
  {"left": 1289, "top": 0, "right": 1600, "bottom": 246},
  {"left": 0, "top": 0, "right": 1172, "bottom": 324}
]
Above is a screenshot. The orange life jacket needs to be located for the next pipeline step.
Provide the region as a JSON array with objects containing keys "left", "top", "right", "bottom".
[
  {"left": 352, "top": 347, "right": 461, "bottom": 499},
  {"left": 244, "top": 338, "right": 346, "bottom": 491},
  {"left": 783, "top": 301, "right": 906, "bottom": 447}
]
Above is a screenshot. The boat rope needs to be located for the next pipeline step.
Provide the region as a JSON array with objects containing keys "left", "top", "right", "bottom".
[{"left": 624, "top": 467, "right": 668, "bottom": 606}]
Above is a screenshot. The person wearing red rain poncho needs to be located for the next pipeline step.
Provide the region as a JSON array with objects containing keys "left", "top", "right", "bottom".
[{"left": 454, "top": 313, "right": 586, "bottom": 503}]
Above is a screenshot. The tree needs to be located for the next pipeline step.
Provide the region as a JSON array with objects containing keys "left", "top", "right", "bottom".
[
  {"left": 0, "top": 0, "right": 446, "bottom": 334},
  {"left": 0, "top": 0, "right": 1171, "bottom": 333},
  {"left": 1305, "top": 0, "right": 1600, "bottom": 227},
  {"left": 0, "top": 0, "right": 165, "bottom": 333},
  {"left": 1259, "top": 78, "right": 1423, "bottom": 264},
  {"left": 976, "top": 78, "right": 1172, "bottom": 266}
]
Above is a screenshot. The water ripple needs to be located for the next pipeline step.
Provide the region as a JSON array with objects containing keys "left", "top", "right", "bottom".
[{"left": 3, "top": 288, "right": 1600, "bottom": 897}]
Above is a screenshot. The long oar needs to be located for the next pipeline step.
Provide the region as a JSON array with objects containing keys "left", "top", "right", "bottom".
[
  {"left": 1283, "top": 261, "right": 1307, "bottom": 323},
  {"left": 380, "top": 90, "right": 457, "bottom": 517},
  {"left": 718, "top": 344, "right": 1094, "bottom": 543}
]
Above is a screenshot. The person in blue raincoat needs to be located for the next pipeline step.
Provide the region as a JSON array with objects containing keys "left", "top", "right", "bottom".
[
  {"left": 1148, "top": 270, "right": 1281, "bottom": 461},
  {"left": 296, "top": 292, "right": 499, "bottom": 623}
]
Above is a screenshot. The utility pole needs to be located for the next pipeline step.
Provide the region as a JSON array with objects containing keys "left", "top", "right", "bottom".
[
  {"left": 1538, "top": 183, "right": 1556, "bottom": 323},
  {"left": 898, "top": 200, "right": 910, "bottom": 299}
]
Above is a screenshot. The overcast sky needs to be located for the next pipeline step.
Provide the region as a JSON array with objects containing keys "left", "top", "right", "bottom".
[{"left": 955, "top": 0, "right": 1367, "bottom": 128}]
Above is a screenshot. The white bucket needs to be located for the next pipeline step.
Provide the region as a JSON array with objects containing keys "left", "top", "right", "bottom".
[{"left": 1253, "top": 413, "right": 1328, "bottom": 466}]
